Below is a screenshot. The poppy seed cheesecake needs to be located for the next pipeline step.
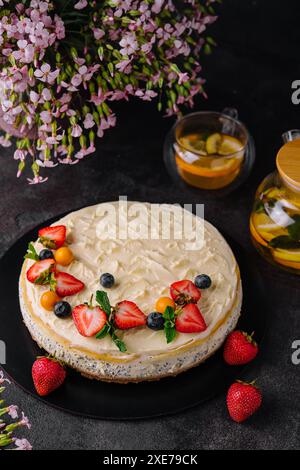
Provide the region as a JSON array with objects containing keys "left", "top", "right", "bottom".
[{"left": 19, "top": 201, "right": 242, "bottom": 383}]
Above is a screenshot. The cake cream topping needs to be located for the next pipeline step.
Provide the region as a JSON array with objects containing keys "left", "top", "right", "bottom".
[{"left": 22, "top": 202, "right": 240, "bottom": 357}]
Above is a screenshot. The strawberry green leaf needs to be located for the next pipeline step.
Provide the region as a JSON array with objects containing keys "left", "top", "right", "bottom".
[
  {"left": 34, "top": 269, "right": 52, "bottom": 285},
  {"left": 96, "top": 290, "right": 111, "bottom": 317},
  {"left": 39, "top": 236, "right": 56, "bottom": 250}
]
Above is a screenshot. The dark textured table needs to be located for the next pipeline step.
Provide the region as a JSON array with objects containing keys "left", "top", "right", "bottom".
[{"left": 0, "top": 0, "right": 299, "bottom": 450}]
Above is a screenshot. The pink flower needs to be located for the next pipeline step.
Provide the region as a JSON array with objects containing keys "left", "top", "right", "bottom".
[
  {"left": 75, "top": 145, "right": 96, "bottom": 159},
  {"left": 119, "top": 33, "right": 138, "bottom": 56},
  {"left": 93, "top": 28, "right": 105, "bottom": 40},
  {"left": 12, "top": 40, "right": 35, "bottom": 64},
  {"left": 27, "top": 175, "right": 48, "bottom": 185},
  {"left": 178, "top": 72, "right": 189, "bottom": 85},
  {"left": 34, "top": 64, "right": 59, "bottom": 85},
  {"left": 71, "top": 124, "right": 82, "bottom": 137},
  {"left": 40, "top": 110, "right": 52, "bottom": 124},
  {"left": 14, "top": 438, "right": 32, "bottom": 451},
  {"left": 8, "top": 405, "right": 19, "bottom": 419},
  {"left": 135, "top": 89, "right": 158, "bottom": 101},
  {"left": 58, "top": 157, "right": 79, "bottom": 165},
  {"left": 0, "top": 370, "right": 10, "bottom": 384},
  {"left": 152, "top": 0, "right": 164, "bottom": 14},
  {"left": 74, "top": 0, "right": 87, "bottom": 9},
  {"left": 19, "top": 412, "right": 31, "bottom": 429},
  {"left": 115, "top": 59, "right": 132, "bottom": 74},
  {"left": 14, "top": 149, "right": 27, "bottom": 161},
  {"left": 90, "top": 88, "right": 112, "bottom": 106},
  {"left": 0, "top": 135, "right": 11, "bottom": 147},
  {"left": 83, "top": 113, "right": 95, "bottom": 129}
]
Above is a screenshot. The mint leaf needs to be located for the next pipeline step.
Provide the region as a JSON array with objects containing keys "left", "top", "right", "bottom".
[
  {"left": 288, "top": 215, "right": 300, "bottom": 241},
  {"left": 163, "top": 306, "right": 176, "bottom": 344},
  {"left": 96, "top": 290, "right": 111, "bottom": 316},
  {"left": 165, "top": 327, "right": 176, "bottom": 344},
  {"left": 96, "top": 323, "right": 111, "bottom": 339},
  {"left": 111, "top": 330, "right": 127, "bottom": 352},
  {"left": 164, "top": 306, "right": 175, "bottom": 321},
  {"left": 254, "top": 200, "right": 265, "bottom": 214},
  {"left": 269, "top": 235, "right": 300, "bottom": 249},
  {"left": 24, "top": 242, "right": 39, "bottom": 261}
]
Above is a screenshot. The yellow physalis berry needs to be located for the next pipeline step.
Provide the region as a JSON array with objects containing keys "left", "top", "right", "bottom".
[
  {"left": 54, "top": 247, "right": 74, "bottom": 266},
  {"left": 155, "top": 296, "right": 175, "bottom": 314},
  {"left": 41, "top": 291, "right": 61, "bottom": 311}
]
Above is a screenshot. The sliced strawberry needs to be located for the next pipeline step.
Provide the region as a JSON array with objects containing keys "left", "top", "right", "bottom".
[
  {"left": 72, "top": 305, "right": 107, "bottom": 337},
  {"left": 114, "top": 300, "right": 146, "bottom": 330},
  {"left": 38, "top": 225, "right": 66, "bottom": 249},
  {"left": 175, "top": 303, "right": 207, "bottom": 333},
  {"left": 26, "top": 258, "right": 56, "bottom": 284},
  {"left": 55, "top": 272, "right": 85, "bottom": 297},
  {"left": 170, "top": 280, "right": 201, "bottom": 304}
]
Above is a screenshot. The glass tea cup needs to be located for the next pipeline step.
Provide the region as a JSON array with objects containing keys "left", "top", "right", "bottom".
[{"left": 172, "top": 110, "right": 249, "bottom": 190}]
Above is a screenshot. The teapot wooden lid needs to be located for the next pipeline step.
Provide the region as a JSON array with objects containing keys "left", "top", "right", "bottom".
[{"left": 276, "top": 139, "right": 300, "bottom": 190}]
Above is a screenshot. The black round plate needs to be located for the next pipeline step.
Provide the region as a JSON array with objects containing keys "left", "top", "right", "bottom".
[{"left": 0, "top": 219, "right": 266, "bottom": 420}]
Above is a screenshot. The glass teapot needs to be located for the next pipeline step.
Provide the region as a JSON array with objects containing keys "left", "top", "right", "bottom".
[{"left": 250, "top": 130, "right": 300, "bottom": 274}]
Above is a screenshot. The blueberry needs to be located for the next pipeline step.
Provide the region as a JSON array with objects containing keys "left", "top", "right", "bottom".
[
  {"left": 54, "top": 301, "right": 72, "bottom": 318},
  {"left": 39, "top": 249, "right": 54, "bottom": 260},
  {"left": 100, "top": 273, "right": 115, "bottom": 288},
  {"left": 147, "top": 312, "right": 164, "bottom": 330},
  {"left": 194, "top": 274, "right": 212, "bottom": 289}
]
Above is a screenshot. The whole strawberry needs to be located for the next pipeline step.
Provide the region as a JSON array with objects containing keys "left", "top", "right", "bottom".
[
  {"left": 223, "top": 330, "right": 258, "bottom": 365},
  {"left": 32, "top": 357, "right": 66, "bottom": 396},
  {"left": 227, "top": 380, "right": 262, "bottom": 423}
]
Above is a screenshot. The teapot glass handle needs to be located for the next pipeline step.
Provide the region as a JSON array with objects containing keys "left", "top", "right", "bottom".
[
  {"left": 282, "top": 129, "right": 300, "bottom": 143},
  {"left": 222, "top": 107, "right": 239, "bottom": 120}
]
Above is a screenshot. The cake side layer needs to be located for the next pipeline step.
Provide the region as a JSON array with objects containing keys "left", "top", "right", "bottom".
[{"left": 19, "top": 279, "right": 242, "bottom": 382}]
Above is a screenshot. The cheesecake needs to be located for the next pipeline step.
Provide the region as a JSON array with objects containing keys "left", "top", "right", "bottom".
[{"left": 19, "top": 201, "right": 242, "bottom": 383}]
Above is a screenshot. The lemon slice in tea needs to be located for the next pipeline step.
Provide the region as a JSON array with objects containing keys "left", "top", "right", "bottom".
[
  {"left": 206, "top": 133, "right": 222, "bottom": 154},
  {"left": 219, "top": 135, "right": 244, "bottom": 156}
]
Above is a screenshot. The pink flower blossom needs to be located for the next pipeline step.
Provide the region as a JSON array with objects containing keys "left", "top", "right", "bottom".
[
  {"left": 83, "top": 113, "right": 95, "bottom": 129},
  {"left": 71, "top": 124, "right": 82, "bottom": 137},
  {"left": 0, "top": 370, "right": 10, "bottom": 384},
  {"left": 0, "top": 135, "right": 12, "bottom": 147},
  {"left": 14, "top": 438, "right": 32, "bottom": 451},
  {"left": 14, "top": 149, "right": 27, "bottom": 161},
  {"left": 8, "top": 405, "right": 19, "bottom": 419},
  {"left": 27, "top": 176, "right": 48, "bottom": 184},
  {"left": 74, "top": 0, "right": 88, "bottom": 9},
  {"left": 34, "top": 63, "right": 59, "bottom": 84},
  {"left": 12, "top": 40, "right": 35, "bottom": 64},
  {"left": 93, "top": 28, "right": 105, "bottom": 40},
  {"left": 119, "top": 33, "right": 138, "bottom": 56}
]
